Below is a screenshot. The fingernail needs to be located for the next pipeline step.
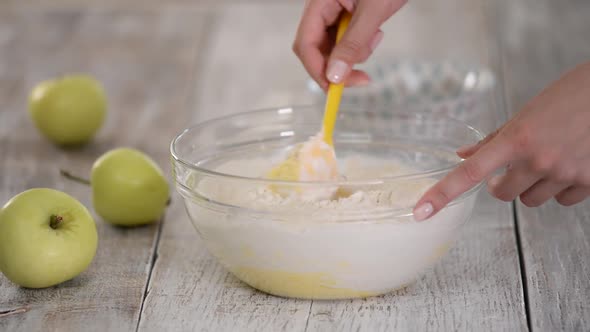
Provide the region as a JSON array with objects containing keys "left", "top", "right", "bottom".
[
  {"left": 413, "top": 202, "right": 434, "bottom": 221},
  {"left": 326, "top": 60, "right": 350, "bottom": 84},
  {"left": 370, "top": 31, "right": 384, "bottom": 52}
]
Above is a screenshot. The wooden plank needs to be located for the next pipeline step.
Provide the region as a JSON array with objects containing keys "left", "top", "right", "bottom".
[
  {"left": 516, "top": 203, "right": 590, "bottom": 331},
  {"left": 190, "top": 5, "right": 316, "bottom": 122},
  {"left": 496, "top": 0, "right": 590, "bottom": 118},
  {"left": 137, "top": 5, "right": 315, "bottom": 331},
  {"left": 140, "top": 1, "right": 527, "bottom": 331},
  {"left": 495, "top": 0, "right": 590, "bottom": 330},
  {"left": 307, "top": 1, "right": 526, "bottom": 330},
  {"left": 0, "top": 8, "right": 205, "bottom": 331},
  {"left": 306, "top": 196, "right": 526, "bottom": 331}
]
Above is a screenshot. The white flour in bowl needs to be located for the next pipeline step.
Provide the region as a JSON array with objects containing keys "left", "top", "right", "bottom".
[
  {"left": 197, "top": 155, "right": 438, "bottom": 213},
  {"left": 184, "top": 154, "right": 478, "bottom": 299}
]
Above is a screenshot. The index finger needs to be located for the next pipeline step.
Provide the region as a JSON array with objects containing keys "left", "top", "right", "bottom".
[{"left": 413, "top": 133, "right": 515, "bottom": 221}]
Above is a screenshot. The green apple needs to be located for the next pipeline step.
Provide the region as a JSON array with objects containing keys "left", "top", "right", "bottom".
[
  {"left": 0, "top": 188, "right": 98, "bottom": 288},
  {"left": 28, "top": 74, "right": 107, "bottom": 146},
  {"left": 91, "top": 148, "right": 169, "bottom": 226}
]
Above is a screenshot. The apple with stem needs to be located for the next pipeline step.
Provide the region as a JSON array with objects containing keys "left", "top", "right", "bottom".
[
  {"left": 62, "top": 148, "right": 170, "bottom": 227},
  {"left": 0, "top": 188, "right": 98, "bottom": 288}
]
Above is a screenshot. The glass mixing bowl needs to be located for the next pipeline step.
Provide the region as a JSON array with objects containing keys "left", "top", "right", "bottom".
[{"left": 171, "top": 105, "right": 484, "bottom": 300}]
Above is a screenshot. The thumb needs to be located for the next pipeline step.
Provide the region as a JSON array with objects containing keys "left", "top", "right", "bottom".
[
  {"left": 325, "top": 0, "right": 407, "bottom": 84},
  {"left": 325, "top": 3, "right": 392, "bottom": 84},
  {"left": 456, "top": 128, "right": 501, "bottom": 158}
]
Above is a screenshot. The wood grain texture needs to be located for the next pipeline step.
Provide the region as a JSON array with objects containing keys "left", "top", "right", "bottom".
[
  {"left": 307, "top": 192, "right": 527, "bottom": 332},
  {"left": 306, "top": 1, "right": 527, "bottom": 330},
  {"left": 495, "top": 0, "right": 590, "bottom": 330},
  {"left": 137, "top": 5, "right": 316, "bottom": 332},
  {"left": 0, "top": 8, "right": 203, "bottom": 331},
  {"left": 140, "top": 2, "right": 527, "bottom": 331},
  {"left": 190, "top": 3, "right": 316, "bottom": 123},
  {"left": 495, "top": 0, "right": 590, "bottom": 118},
  {"left": 516, "top": 203, "right": 590, "bottom": 332},
  {"left": 6, "top": 0, "right": 589, "bottom": 330}
]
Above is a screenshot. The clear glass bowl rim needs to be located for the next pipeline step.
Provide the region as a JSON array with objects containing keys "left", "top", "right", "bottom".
[{"left": 170, "top": 104, "right": 485, "bottom": 188}]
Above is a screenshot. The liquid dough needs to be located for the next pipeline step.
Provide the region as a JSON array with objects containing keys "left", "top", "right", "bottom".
[{"left": 185, "top": 155, "right": 476, "bottom": 299}]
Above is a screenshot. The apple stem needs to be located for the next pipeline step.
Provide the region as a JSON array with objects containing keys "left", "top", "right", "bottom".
[
  {"left": 60, "top": 169, "right": 91, "bottom": 186},
  {"left": 50, "top": 215, "right": 63, "bottom": 229}
]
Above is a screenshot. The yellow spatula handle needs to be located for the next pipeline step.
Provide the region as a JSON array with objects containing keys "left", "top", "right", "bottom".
[{"left": 322, "top": 11, "right": 352, "bottom": 146}]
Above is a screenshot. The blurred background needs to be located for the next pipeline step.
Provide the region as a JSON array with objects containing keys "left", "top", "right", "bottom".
[
  {"left": 2, "top": 0, "right": 589, "bottom": 138},
  {"left": 0, "top": 1, "right": 501, "bottom": 137},
  {"left": 2, "top": 0, "right": 590, "bottom": 136}
]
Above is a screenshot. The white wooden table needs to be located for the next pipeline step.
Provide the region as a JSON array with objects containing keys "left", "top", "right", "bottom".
[{"left": 0, "top": 1, "right": 588, "bottom": 331}]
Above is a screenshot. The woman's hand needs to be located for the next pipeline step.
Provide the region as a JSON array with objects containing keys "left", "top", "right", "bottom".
[
  {"left": 414, "top": 62, "right": 590, "bottom": 221},
  {"left": 292, "top": 0, "right": 407, "bottom": 91}
]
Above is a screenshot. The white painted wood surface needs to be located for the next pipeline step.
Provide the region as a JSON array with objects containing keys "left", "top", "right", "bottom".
[
  {"left": 0, "top": 8, "right": 206, "bottom": 331},
  {"left": 496, "top": 0, "right": 590, "bottom": 330},
  {"left": 138, "top": 5, "right": 319, "bottom": 332},
  {"left": 0, "top": 0, "right": 588, "bottom": 331},
  {"left": 306, "top": 193, "right": 527, "bottom": 331},
  {"left": 140, "top": 2, "right": 526, "bottom": 331},
  {"left": 516, "top": 203, "right": 590, "bottom": 332}
]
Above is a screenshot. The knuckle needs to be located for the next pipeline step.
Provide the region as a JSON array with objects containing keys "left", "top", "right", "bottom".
[
  {"left": 576, "top": 172, "right": 590, "bottom": 187},
  {"left": 335, "top": 39, "right": 369, "bottom": 63},
  {"left": 432, "top": 188, "right": 451, "bottom": 210},
  {"left": 530, "top": 153, "right": 557, "bottom": 173},
  {"left": 459, "top": 161, "right": 485, "bottom": 184},
  {"left": 551, "top": 164, "right": 577, "bottom": 183},
  {"left": 508, "top": 123, "right": 534, "bottom": 154},
  {"left": 357, "top": 51, "right": 371, "bottom": 63}
]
